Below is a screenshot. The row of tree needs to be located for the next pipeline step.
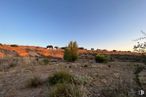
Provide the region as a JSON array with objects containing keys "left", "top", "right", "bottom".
[
  {"left": 46, "top": 44, "right": 85, "bottom": 50},
  {"left": 46, "top": 45, "right": 108, "bottom": 51}
]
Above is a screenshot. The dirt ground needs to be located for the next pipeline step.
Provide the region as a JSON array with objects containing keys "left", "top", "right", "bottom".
[{"left": 0, "top": 57, "right": 145, "bottom": 97}]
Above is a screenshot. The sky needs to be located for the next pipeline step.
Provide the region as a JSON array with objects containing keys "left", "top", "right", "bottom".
[{"left": 0, "top": 0, "right": 146, "bottom": 51}]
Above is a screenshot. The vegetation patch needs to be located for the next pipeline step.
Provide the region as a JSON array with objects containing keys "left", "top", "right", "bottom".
[
  {"left": 111, "top": 54, "right": 143, "bottom": 62},
  {"left": 9, "top": 62, "right": 17, "bottom": 68},
  {"left": 133, "top": 64, "right": 145, "bottom": 88},
  {"left": 142, "top": 55, "right": 146, "bottom": 65},
  {"left": 95, "top": 54, "right": 110, "bottom": 63},
  {"left": 49, "top": 83, "right": 86, "bottom": 97},
  {"left": 41, "top": 58, "right": 50, "bottom": 65},
  {"left": 100, "top": 81, "right": 134, "bottom": 97},
  {"left": 27, "top": 76, "right": 42, "bottom": 88},
  {"left": 48, "top": 71, "right": 75, "bottom": 85},
  {"left": 73, "top": 75, "right": 91, "bottom": 85},
  {"left": 0, "top": 57, "right": 18, "bottom": 71},
  {"left": 64, "top": 41, "right": 79, "bottom": 62},
  {"left": 48, "top": 71, "right": 88, "bottom": 97}
]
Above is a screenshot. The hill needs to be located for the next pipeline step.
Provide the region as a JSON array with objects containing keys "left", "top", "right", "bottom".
[
  {"left": 0, "top": 44, "right": 146, "bottom": 97},
  {"left": 0, "top": 44, "right": 140, "bottom": 58}
]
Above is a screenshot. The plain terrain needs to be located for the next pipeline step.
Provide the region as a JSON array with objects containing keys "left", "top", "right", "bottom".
[{"left": 0, "top": 44, "right": 145, "bottom": 97}]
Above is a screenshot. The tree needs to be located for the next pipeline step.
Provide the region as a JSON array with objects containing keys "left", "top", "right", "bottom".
[
  {"left": 60, "top": 47, "right": 67, "bottom": 50},
  {"left": 91, "top": 48, "right": 94, "bottom": 50},
  {"left": 46, "top": 45, "right": 53, "bottom": 49},
  {"left": 78, "top": 47, "right": 84, "bottom": 50},
  {"left": 133, "top": 31, "right": 146, "bottom": 53},
  {"left": 133, "top": 31, "right": 146, "bottom": 65},
  {"left": 54, "top": 46, "right": 59, "bottom": 49},
  {"left": 64, "top": 41, "right": 79, "bottom": 62}
]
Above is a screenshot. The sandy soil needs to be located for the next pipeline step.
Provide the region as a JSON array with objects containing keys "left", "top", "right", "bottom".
[{"left": 0, "top": 57, "right": 145, "bottom": 97}]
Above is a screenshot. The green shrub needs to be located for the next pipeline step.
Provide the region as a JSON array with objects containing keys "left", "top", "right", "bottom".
[
  {"left": 48, "top": 71, "right": 74, "bottom": 85},
  {"left": 27, "top": 76, "right": 42, "bottom": 88},
  {"left": 42, "top": 58, "right": 49, "bottom": 65},
  {"left": 49, "top": 83, "right": 86, "bottom": 97},
  {"left": 95, "top": 54, "right": 110, "bottom": 63},
  {"left": 64, "top": 41, "right": 79, "bottom": 62}
]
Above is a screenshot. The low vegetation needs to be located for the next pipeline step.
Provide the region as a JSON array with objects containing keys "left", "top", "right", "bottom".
[
  {"left": 48, "top": 71, "right": 74, "bottom": 85},
  {"left": 48, "top": 71, "right": 87, "bottom": 97},
  {"left": 111, "top": 54, "right": 143, "bottom": 62},
  {"left": 95, "top": 54, "right": 110, "bottom": 63},
  {"left": 133, "top": 64, "right": 145, "bottom": 88},
  {"left": 0, "top": 41, "right": 146, "bottom": 97},
  {"left": 0, "top": 57, "right": 18, "bottom": 71},
  {"left": 64, "top": 41, "right": 79, "bottom": 62},
  {"left": 27, "top": 76, "right": 42, "bottom": 88},
  {"left": 142, "top": 54, "right": 146, "bottom": 65},
  {"left": 49, "top": 83, "right": 86, "bottom": 97},
  {"left": 42, "top": 58, "right": 50, "bottom": 65},
  {"left": 100, "top": 80, "right": 134, "bottom": 97}
]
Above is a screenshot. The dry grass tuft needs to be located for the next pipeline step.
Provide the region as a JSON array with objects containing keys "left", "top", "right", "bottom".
[
  {"left": 26, "top": 76, "right": 43, "bottom": 88},
  {"left": 49, "top": 83, "right": 87, "bottom": 97}
]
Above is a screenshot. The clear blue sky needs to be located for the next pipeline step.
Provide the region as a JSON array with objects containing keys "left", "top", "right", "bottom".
[{"left": 0, "top": 0, "right": 146, "bottom": 50}]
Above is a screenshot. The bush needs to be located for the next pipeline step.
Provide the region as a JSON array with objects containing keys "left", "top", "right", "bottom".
[
  {"left": 27, "top": 76, "right": 42, "bottom": 88},
  {"left": 48, "top": 71, "right": 88, "bottom": 97},
  {"left": 9, "top": 63, "right": 17, "bottom": 68},
  {"left": 49, "top": 83, "right": 86, "bottom": 97},
  {"left": 91, "top": 48, "right": 94, "bottom": 50},
  {"left": 48, "top": 71, "right": 74, "bottom": 85},
  {"left": 60, "top": 47, "right": 67, "bottom": 50},
  {"left": 95, "top": 54, "right": 110, "bottom": 63},
  {"left": 78, "top": 47, "right": 84, "bottom": 50},
  {"left": 42, "top": 58, "right": 49, "bottom": 65},
  {"left": 64, "top": 41, "right": 79, "bottom": 62}
]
